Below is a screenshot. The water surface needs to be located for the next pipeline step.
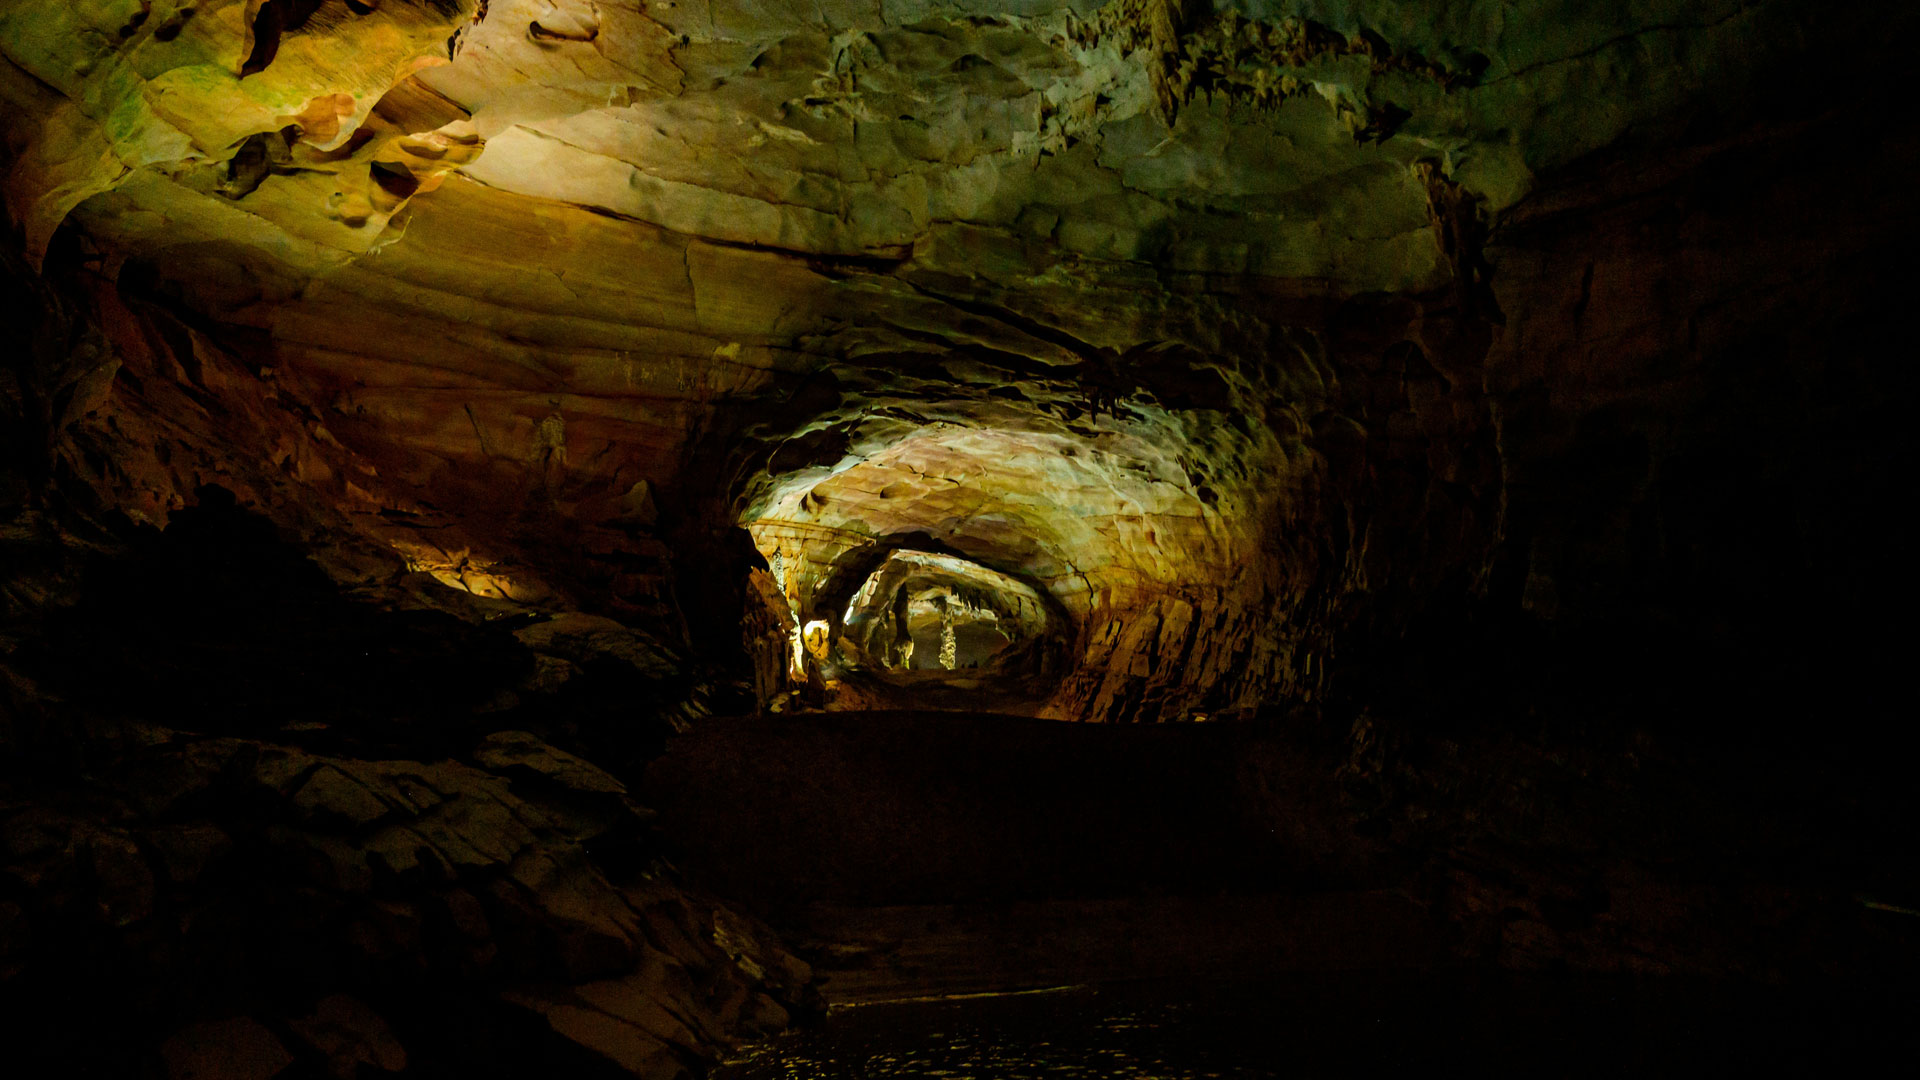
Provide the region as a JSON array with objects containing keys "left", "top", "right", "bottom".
[{"left": 716, "top": 972, "right": 1899, "bottom": 1078}]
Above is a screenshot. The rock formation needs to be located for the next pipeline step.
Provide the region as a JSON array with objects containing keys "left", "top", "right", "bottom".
[{"left": 4, "top": 0, "right": 1917, "bottom": 1074}]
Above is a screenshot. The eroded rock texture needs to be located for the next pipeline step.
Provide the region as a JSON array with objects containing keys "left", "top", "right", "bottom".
[
  {"left": 14, "top": 0, "right": 1891, "bottom": 725},
  {"left": 0, "top": 484, "right": 814, "bottom": 1076},
  {"left": 4, "top": 0, "right": 1919, "bottom": 1073}
]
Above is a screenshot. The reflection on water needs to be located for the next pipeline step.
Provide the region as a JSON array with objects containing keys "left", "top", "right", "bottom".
[
  {"left": 721, "top": 983, "right": 1274, "bottom": 1076},
  {"left": 716, "top": 973, "right": 1900, "bottom": 1079},
  {"left": 723, "top": 985, "right": 1272, "bottom": 1079}
]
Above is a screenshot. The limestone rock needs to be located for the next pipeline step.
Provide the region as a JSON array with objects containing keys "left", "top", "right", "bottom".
[
  {"left": 80, "top": 825, "right": 155, "bottom": 927},
  {"left": 0, "top": 722, "right": 813, "bottom": 1074},
  {"left": 161, "top": 1017, "right": 294, "bottom": 1080},
  {"left": 503, "top": 885, "right": 821, "bottom": 1075},
  {"left": 3, "top": 3, "right": 1916, "bottom": 1069},
  {"left": 514, "top": 613, "right": 679, "bottom": 680},
  {"left": 475, "top": 729, "right": 626, "bottom": 795},
  {"left": 288, "top": 994, "right": 408, "bottom": 1077}
]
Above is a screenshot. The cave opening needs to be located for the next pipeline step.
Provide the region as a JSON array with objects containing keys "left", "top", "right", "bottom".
[
  {"left": 3, "top": 1, "right": 1918, "bottom": 1075},
  {"left": 839, "top": 546, "right": 1061, "bottom": 681},
  {"left": 738, "top": 420, "right": 1251, "bottom": 719},
  {"left": 901, "top": 589, "right": 1008, "bottom": 670}
]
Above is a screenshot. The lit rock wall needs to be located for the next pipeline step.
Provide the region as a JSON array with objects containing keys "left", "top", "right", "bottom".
[
  {"left": 0, "top": 0, "right": 483, "bottom": 259},
  {"left": 5, "top": 0, "right": 1903, "bottom": 722}
]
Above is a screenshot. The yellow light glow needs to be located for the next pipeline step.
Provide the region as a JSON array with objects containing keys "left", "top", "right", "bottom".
[
  {"left": 803, "top": 619, "right": 832, "bottom": 661},
  {"left": 393, "top": 542, "right": 525, "bottom": 600}
]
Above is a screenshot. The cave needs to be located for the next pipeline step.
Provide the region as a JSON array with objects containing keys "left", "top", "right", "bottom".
[{"left": 2, "top": 1, "right": 1916, "bottom": 1076}]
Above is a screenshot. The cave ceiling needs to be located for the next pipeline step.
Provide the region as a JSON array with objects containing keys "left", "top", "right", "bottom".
[{"left": 0, "top": 0, "right": 1869, "bottom": 720}]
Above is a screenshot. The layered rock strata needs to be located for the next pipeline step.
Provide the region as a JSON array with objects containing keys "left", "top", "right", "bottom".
[
  {"left": 11, "top": 1, "right": 1898, "bottom": 724},
  {"left": 3, "top": 2, "right": 1918, "bottom": 1072}
]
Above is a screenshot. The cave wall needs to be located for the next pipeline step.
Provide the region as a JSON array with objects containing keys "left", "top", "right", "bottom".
[
  {"left": 13, "top": 1, "right": 1905, "bottom": 725},
  {"left": 4, "top": 1, "right": 1920, "bottom": 1071},
  {"left": 1313, "top": 101, "right": 1920, "bottom": 976},
  {"left": 1360, "top": 93, "right": 1920, "bottom": 737},
  {"left": 1, "top": 244, "right": 823, "bottom": 1076},
  {"left": 1490, "top": 115, "right": 1920, "bottom": 706}
]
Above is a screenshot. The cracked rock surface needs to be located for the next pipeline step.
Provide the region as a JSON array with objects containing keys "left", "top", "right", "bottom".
[
  {"left": 5, "top": 0, "right": 1897, "bottom": 726},
  {"left": 5, "top": 0, "right": 1920, "bottom": 1075}
]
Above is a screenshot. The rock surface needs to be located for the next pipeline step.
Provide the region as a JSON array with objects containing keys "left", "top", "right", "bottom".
[
  {"left": 0, "top": 474, "right": 812, "bottom": 1075},
  {"left": 4, "top": 0, "right": 1920, "bottom": 1071},
  {"left": 9, "top": 0, "right": 1909, "bottom": 726},
  {"left": 0, "top": 721, "right": 817, "bottom": 1076}
]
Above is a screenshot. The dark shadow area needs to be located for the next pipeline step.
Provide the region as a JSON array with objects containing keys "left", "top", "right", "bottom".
[
  {"left": 717, "top": 970, "right": 1915, "bottom": 1078},
  {"left": 641, "top": 710, "right": 1373, "bottom": 913},
  {"left": 0, "top": 489, "right": 707, "bottom": 1076},
  {"left": 12, "top": 485, "right": 681, "bottom": 776},
  {"left": 20, "top": 486, "right": 529, "bottom": 752}
]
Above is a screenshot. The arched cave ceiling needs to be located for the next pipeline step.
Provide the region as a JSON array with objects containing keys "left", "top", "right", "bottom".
[{"left": 2, "top": 0, "right": 1904, "bottom": 721}]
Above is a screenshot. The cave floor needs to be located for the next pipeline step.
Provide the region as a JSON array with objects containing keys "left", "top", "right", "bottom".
[
  {"left": 711, "top": 969, "right": 1893, "bottom": 1077},
  {"left": 820, "top": 673, "right": 1060, "bottom": 717},
  {"left": 641, "top": 710, "right": 1421, "bottom": 997},
  {"left": 639, "top": 710, "right": 1369, "bottom": 914},
  {"left": 645, "top": 711, "right": 1913, "bottom": 1074},
  {"left": 789, "top": 891, "right": 1433, "bottom": 1006}
]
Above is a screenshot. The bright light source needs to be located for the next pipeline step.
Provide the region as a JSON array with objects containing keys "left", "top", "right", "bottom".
[{"left": 803, "top": 619, "right": 831, "bottom": 660}]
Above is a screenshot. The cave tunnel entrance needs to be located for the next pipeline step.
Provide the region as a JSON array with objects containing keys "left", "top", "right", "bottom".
[
  {"left": 902, "top": 589, "right": 1011, "bottom": 671},
  {"left": 736, "top": 421, "right": 1248, "bottom": 720},
  {"left": 842, "top": 548, "right": 1058, "bottom": 678}
]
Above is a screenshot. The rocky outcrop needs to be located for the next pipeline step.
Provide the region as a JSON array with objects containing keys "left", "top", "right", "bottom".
[
  {"left": 12, "top": 1, "right": 1906, "bottom": 726},
  {"left": 0, "top": 724, "right": 814, "bottom": 1077},
  {"left": 5, "top": 1, "right": 1919, "bottom": 1049},
  {"left": 0, "top": 314, "right": 809, "bottom": 1073},
  {"left": 0, "top": 0, "right": 484, "bottom": 261}
]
